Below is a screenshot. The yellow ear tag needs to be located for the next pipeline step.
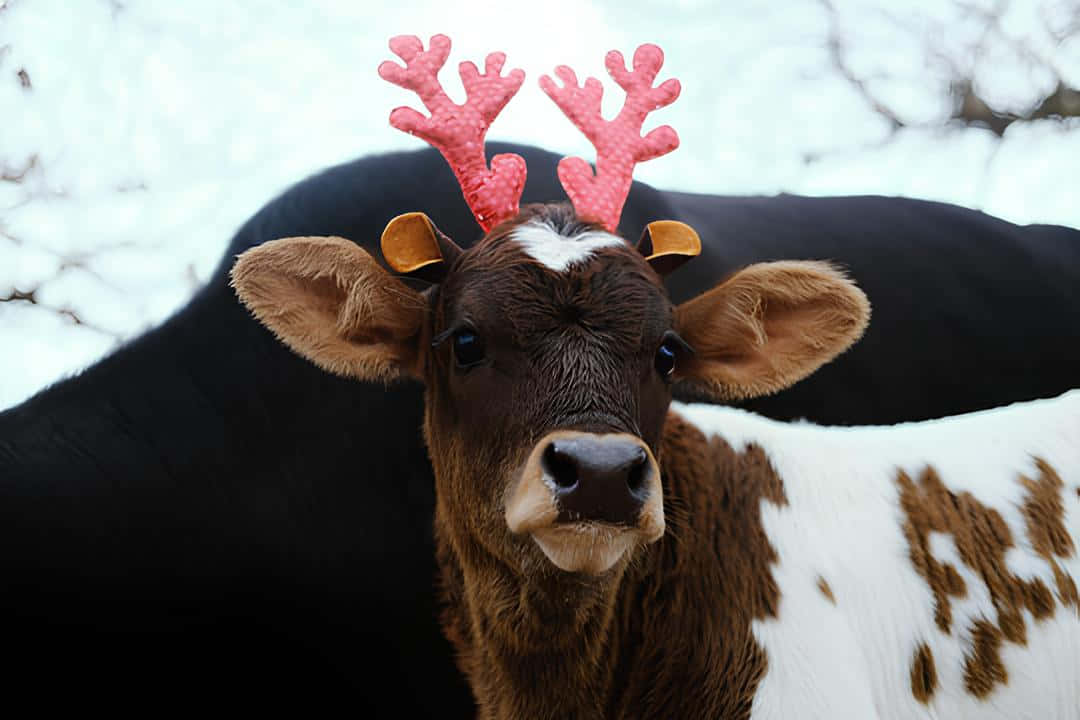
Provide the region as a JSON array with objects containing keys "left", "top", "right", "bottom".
[
  {"left": 381, "top": 212, "right": 445, "bottom": 275},
  {"left": 639, "top": 220, "right": 701, "bottom": 276}
]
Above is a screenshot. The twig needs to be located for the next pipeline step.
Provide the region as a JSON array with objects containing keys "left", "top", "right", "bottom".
[
  {"left": 0, "top": 287, "right": 124, "bottom": 341},
  {"left": 818, "top": 0, "right": 907, "bottom": 133}
]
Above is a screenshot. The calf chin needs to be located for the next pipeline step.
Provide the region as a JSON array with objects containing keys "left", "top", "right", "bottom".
[{"left": 531, "top": 522, "right": 643, "bottom": 574}]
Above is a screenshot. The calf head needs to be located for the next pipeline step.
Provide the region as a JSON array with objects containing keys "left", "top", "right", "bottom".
[
  {"left": 231, "top": 203, "right": 869, "bottom": 582},
  {"left": 233, "top": 40, "right": 869, "bottom": 658}
]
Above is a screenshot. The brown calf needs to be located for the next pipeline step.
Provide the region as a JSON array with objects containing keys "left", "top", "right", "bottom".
[{"left": 231, "top": 201, "right": 869, "bottom": 717}]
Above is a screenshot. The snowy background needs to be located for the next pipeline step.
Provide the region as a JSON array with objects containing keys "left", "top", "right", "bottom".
[{"left": 2, "top": 0, "right": 1078, "bottom": 410}]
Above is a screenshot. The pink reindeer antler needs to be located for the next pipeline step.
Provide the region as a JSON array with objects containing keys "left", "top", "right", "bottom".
[
  {"left": 540, "top": 44, "right": 681, "bottom": 232},
  {"left": 379, "top": 34, "right": 527, "bottom": 231}
]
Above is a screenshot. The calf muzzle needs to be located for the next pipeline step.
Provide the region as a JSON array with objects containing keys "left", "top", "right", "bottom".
[{"left": 506, "top": 430, "right": 665, "bottom": 574}]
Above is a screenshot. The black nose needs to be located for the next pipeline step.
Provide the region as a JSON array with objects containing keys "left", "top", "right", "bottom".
[{"left": 541, "top": 434, "right": 653, "bottom": 525}]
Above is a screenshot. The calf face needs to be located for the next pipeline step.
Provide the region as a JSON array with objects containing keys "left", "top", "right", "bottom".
[{"left": 231, "top": 203, "right": 869, "bottom": 578}]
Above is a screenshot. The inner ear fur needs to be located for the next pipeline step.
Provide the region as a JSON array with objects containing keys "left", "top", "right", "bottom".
[
  {"left": 230, "top": 236, "right": 428, "bottom": 383},
  {"left": 674, "top": 260, "right": 870, "bottom": 401}
]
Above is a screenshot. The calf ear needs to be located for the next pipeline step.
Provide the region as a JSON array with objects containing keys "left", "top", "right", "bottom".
[
  {"left": 674, "top": 261, "right": 869, "bottom": 401},
  {"left": 230, "top": 236, "right": 428, "bottom": 383}
]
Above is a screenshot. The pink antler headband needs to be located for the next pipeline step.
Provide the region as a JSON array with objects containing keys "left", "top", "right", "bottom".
[
  {"left": 540, "top": 44, "right": 680, "bottom": 232},
  {"left": 380, "top": 34, "right": 681, "bottom": 233},
  {"left": 378, "top": 34, "right": 527, "bottom": 232}
]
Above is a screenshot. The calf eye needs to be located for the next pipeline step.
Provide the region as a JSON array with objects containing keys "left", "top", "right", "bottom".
[
  {"left": 453, "top": 329, "right": 486, "bottom": 368},
  {"left": 655, "top": 339, "right": 677, "bottom": 377}
]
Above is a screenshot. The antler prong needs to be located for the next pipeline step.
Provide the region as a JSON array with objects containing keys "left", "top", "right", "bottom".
[
  {"left": 638, "top": 125, "right": 679, "bottom": 162},
  {"left": 387, "top": 106, "right": 437, "bottom": 140},
  {"left": 648, "top": 78, "right": 681, "bottom": 109},
  {"left": 604, "top": 50, "right": 636, "bottom": 89}
]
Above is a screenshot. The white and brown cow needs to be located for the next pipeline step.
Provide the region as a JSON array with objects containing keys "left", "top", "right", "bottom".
[{"left": 232, "top": 203, "right": 1079, "bottom": 719}]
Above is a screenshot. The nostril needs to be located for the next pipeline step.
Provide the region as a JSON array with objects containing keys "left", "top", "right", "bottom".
[
  {"left": 542, "top": 443, "right": 579, "bottom": 490},
  {"left": 625, "top": 447, "right": 649, "bottom": 496}
]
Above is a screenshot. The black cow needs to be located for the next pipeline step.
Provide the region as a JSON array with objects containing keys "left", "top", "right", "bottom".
[{"left": 1, "top": 143, "right": 1077, "bottom": 716}]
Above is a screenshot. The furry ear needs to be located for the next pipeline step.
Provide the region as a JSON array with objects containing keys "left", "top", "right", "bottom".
[
  {"left": 381, "top": 212, "right": 462, "bottom": 283},
  {"left": 674, "top": 261, "right": 869, "bottom": 401},
  {"left": 230, "top": 236, "right": 428, "bottom": 383},
  {"left": 636, "top": 220, "right": 701, "bottom": 276}
]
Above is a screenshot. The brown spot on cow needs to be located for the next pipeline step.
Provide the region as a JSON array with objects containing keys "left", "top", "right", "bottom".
[
  {"left": 897, "top": 468, "right": 968, "bottom": 632},
  {"left": 910, "top": 642, "right": 937, "bottom": 704},
  {"left": 1020, "top": 459, "right": 1078, "bottom": 607},
  {"left": 898, "top": 460, "right": 1077, "bottom": 699},
  {"left": 816, "top": 576, "right": 836, "bottom": 604},
  {"left": 964, "top": 619, "right": 1007, "bottom": 698}
]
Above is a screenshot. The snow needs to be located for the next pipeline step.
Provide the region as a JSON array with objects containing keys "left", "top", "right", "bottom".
[{"left": 1, "top": 0, "right": 1077, "bottom": 410}]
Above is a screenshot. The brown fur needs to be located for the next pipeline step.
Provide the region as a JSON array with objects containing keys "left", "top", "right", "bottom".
[
  {"left": 438, "top": 413, "right": 788, "bottom": 719},
  {"left": 965, "top": 618, "right": 1007, "bottom": 697},
  {"left": 897, "top": 461, "right": 1077, "bottom": 700},
  {"left": 1021, "top": 459, "right": 1079, "bottom": 607},
  {"left": 910, "top": 642, "right": 938, "bottom": 704}
]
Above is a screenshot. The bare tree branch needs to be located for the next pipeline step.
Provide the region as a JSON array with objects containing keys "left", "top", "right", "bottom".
[
  {"left": 819, "top": 0, "right": 1080, "bottom": 141},
  {"left": 952, "top": 78, "right": 1080, "bottom": 135},
  {"left": 818, "top": 0, "right": 908, "bottom": 134},
  {"left": 0, "top": 287, "right": 124, "bottom": 341}
]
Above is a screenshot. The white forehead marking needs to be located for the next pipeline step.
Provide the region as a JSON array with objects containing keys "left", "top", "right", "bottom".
[{"left": 510, "top": 220, "right": 624, "bottom": 272}]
